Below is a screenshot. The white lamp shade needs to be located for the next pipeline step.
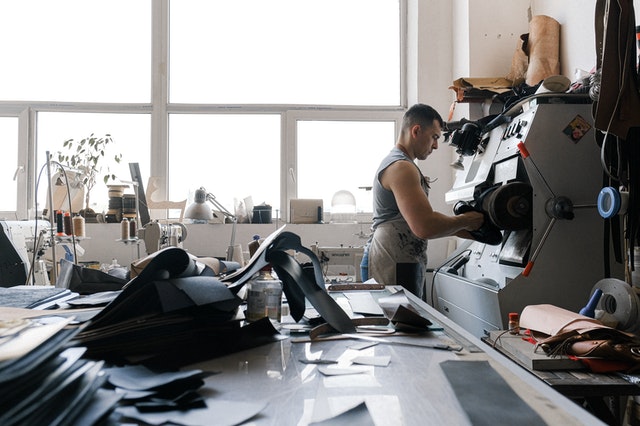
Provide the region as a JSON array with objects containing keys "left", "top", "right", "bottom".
[{"left": 185, "top": 188, "right": 213, "bottom": 221}]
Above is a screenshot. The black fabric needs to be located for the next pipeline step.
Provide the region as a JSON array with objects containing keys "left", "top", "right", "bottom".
[
  {"left": 268, "top": 250, "right": 354, "bottom": 334},
  {"left": 440, "top": 360, "right": 547, "bottom": 426},
  {"left": 57, "top": 260, "right": 128, "bottom": 295},
  {"left": 224, "top": 230, "right": 356, "bottom": 334},
  {"left": 396, "top": 263, "right": 423, "bottom": 299},
  {"left": 75, "top": 230, "right": 356, "bottom": 365},
  {"left": 0, "top": 227, "right": 28, "bottom": 287},
  {"left": 494, "top": 82, "right": 542, "bottom": 112},
  {"left": 82, "top": 248, "right": 239, "bottom": 330}
]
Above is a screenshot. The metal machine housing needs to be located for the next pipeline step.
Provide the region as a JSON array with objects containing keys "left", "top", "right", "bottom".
[{"left": 433, "top": 95, "right": 618, "bottom": 338}]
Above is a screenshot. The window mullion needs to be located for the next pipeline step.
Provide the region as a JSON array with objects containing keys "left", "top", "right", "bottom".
[{"left": 151, "top": 0, "right": 170, "bottom": 198}]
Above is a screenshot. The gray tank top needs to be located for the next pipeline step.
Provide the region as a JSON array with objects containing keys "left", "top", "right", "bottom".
[{"left": 372, "top": 147, "right": 430, "bottom": 229}]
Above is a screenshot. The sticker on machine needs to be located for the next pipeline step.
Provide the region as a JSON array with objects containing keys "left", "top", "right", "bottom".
[{"left": 562, "top": 115, "right": 592, "bottom": 143}]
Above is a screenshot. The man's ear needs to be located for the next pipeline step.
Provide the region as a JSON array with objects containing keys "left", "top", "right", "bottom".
[{"left": 410, "top": 124, "right": 421, "bottom": 138}]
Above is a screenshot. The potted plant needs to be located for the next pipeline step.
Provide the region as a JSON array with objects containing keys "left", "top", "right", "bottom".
[{"left": 52, "top": 133, "right": 122, "bottom": 220}]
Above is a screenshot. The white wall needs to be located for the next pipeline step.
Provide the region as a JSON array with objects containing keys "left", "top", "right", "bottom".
[{"left": 532, "top": 0, "right": 640, "bottom": 77}]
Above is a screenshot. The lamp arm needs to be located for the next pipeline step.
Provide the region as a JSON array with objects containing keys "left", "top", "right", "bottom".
[{"left": 205, "top": 192, "right": 236, "bottom": 219}]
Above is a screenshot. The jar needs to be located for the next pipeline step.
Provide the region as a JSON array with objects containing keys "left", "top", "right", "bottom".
[
  {"left": 246, "top": 268, "right": 283, "bottom": 322},
  {"left": 508, "top": 312, "right": 520, "bottom": 335}
]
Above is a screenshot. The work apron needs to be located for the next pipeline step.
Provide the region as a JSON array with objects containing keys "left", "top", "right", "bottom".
[{"left": 369, "top": 218, "right": 428, "bottom": 298}]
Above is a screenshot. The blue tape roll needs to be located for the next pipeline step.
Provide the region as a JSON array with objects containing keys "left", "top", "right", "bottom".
[{"left": 597, "top": 186, "right": 621, "bottom": 218}]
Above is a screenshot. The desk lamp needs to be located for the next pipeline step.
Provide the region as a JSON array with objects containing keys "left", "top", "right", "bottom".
[
  {"left": 185, "top": 188, "right": 213, "bottom": 222},
  {"left": 185, "top": 187, "right": 238, "bottom": 261}
]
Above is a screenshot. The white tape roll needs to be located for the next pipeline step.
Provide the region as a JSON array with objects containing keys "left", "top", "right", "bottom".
[{"left": 593, "top": 278, "right": 640, "bottom": 333}]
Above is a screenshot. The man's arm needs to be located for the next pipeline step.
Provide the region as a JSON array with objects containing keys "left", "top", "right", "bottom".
[{"left": 381, "top": 160, "right": 484, "bottom": 239}]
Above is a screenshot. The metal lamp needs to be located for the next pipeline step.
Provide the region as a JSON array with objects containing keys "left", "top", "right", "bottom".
[
  {"left": 184, "top": 188, "right": 213, "bottom": 222},
  {"left": 184, "top": 187, "right": 238, "bottom": 262}
]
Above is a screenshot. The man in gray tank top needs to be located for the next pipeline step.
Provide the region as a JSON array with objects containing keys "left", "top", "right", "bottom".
[{"left": 366, "top": 104, "right": 484, "bottom": 298}]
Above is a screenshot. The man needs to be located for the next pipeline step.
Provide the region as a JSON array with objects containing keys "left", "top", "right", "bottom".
[{"left": 367, "top": 104, "right": 484, "bottom": 298}]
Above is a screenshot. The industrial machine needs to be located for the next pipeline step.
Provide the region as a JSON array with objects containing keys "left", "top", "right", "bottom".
[
  {"left": 138, "top": 220, "right": 188, "bottom": 254},
  {"left": 312, "top": 245, "right": 364, "bottom": 282},
  {"left": 433, "top": 94, "right": 619, "bottom": 338},
  {"left": 0, "top": 220, "right": 52, "bottom": 286}
]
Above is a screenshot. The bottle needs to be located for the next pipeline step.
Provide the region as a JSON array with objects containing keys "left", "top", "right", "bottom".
[
  {"left": 246, "top": 267, "right": 283, "bottom": 323},
  {"left": 248, "top": 234, "right": 261, "bottom": 258},
  {"left": 108, "top": 258, "right": 121, "bottom": 270},
  {"left": 360, "top": 244, "right": 369, "bottom": 282},
  {"left": 73, "top": 214, "right": 85, "bottom": 237},
  {"left": 120, "top": 218, "right": 130, "bottom": 240},
  {"left": 579, "top": 288, "right": 603, "bottom": 318}
]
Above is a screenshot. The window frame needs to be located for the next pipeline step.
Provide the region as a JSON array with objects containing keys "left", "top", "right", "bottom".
[{"left": 2, "top": 0, "right": 407, "bottom": 222}]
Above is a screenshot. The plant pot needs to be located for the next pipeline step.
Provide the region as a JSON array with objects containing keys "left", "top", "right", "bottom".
[{"left": 80, "top": 208, "right": 98, "bottom": 223}]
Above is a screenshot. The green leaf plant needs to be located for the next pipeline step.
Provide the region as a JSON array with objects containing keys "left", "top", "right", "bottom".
[{"left": 52, "top": 133, "right": 123, "bottom": 213}]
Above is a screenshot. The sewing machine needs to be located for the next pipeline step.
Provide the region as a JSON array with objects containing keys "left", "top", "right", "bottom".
[
  {"left": 433, "top": 94, "right": 620, "bottom": 338},
  {"left": 138, "top": 221, "right": 188, "bottom": 254},
  {"left": 312, "top": 245, "right": 364, "bottom": 282},
  {"left": 0, "top": 220, "right": 52, "bottom": 286}
]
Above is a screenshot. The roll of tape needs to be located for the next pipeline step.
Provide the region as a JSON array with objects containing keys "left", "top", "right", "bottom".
[
  {"left": 597, "top": 187, "right": 620, "bottom": 218},
  {"left": 593, "top": 278, "right": 640, "bottom": 333}
]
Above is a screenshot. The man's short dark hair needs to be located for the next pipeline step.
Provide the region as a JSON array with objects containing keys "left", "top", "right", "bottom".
[{"left": 402, "top": 104, "right": 444, "bottom": 131}]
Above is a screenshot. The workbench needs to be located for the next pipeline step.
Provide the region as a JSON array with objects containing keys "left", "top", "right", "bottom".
[
  {"left": 163, "top": 291, "right": 604, "bottom": 425},
  {"left": 485, "top": 330, "right": 640, "bottom": 425}
]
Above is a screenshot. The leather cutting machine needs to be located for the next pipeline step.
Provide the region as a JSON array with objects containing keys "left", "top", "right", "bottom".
[{"left": 433, "top": 94, "right": 620, "bottom": 338}]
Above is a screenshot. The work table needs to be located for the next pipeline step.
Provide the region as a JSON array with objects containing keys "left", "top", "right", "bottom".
[{"left": 174, "top": 291, "right": 603, "bottom": 425}]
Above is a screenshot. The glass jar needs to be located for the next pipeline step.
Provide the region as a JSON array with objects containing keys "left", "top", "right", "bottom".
[{"left": 246, "top": 268, "right": 283, "bottom": 322}]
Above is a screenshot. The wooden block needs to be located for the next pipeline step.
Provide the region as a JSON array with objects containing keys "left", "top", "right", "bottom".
[{"left": 488, "top": 330, "right": 585, "bottom": 371}]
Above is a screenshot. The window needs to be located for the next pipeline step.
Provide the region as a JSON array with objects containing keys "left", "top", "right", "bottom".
[
  {"left": 0, "top": 0, "right": 150, "bottom": 103},
  {"left": 170, "top": 0, "right": 401, "bottom": 105},
  {"left": 1, "top": 1, "right": 405, "bottom": 221},
  {"left": 168, "top": 114, "right": 280, "bottom": 215},
  {"left": 0, "top": 117, "right": 18, "bottom": 213},
  {"left": 36, "top": 113, "right": 151, "bottom": 215},
  {"left": 297, "top": 120, "right": 396, "bottom": 213}
]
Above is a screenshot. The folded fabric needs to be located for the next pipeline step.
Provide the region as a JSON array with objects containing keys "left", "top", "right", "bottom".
[{"left": 57, "top": 259, "right": 128, "bottom": 295}]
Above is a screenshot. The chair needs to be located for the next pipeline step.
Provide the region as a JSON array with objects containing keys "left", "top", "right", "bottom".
[{"left": 145, "top": 177, "right": 187, "bottom": 222}]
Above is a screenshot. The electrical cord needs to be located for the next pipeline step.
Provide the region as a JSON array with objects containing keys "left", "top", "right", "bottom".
[{"left": 428, "top": 247, "right": 472, "bottom": 307}]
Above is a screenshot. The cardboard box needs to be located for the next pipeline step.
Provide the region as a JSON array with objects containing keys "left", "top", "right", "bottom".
[{"left": 290, "top": 199, "right": 323, "bottom": 224}]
